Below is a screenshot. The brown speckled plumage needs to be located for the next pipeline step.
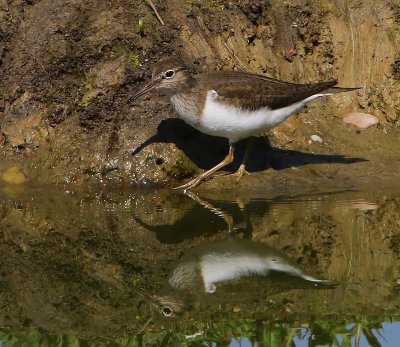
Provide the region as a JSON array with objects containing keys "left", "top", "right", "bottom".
[
  {"left": 194, "top": 71, "right": 337, "bottom": 111},
  {"left": 148, "top": 57, "right": 350, "bottom": 113}
]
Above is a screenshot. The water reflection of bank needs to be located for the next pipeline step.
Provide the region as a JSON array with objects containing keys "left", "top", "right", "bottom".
[{"left": 0, "top": 184, "right": 400, "bottom": 338}]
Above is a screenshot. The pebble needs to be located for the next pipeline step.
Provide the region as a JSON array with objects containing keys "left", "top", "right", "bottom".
[
  {"left": 342, "top": 112, "right": 379, "bottom": 129},
  {"left": 2, "top": 167, "right": 26, "bottom": 184},
  {"left": 310, "top": 134, "right": 323, "bottom": 143}
]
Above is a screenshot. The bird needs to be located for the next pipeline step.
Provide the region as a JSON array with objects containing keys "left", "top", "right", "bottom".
[
  {"left": 130, "top": 57, "right": 358, "bottom": 190},
  {"left": 135, "top": 238, "right": 338, "bottom": 319}
]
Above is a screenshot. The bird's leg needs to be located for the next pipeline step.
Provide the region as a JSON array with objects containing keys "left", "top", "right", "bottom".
[
  {"left": 174, "top": 144, "right": 235, "bottom": 190},
  {"left": 184, "top": 191, "right": 234, "bottom": 232},
  {"left": 228, "top": 138, "right": 254, "bottom": 183}
]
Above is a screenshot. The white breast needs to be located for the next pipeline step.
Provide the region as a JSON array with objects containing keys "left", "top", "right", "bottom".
[
  {"left": 199, "top": 252, "right": 330, "bottom": 293},
  {"left": 199, "top": 251, "right": 311, "bottom": 293},
  {"left": 198, "top": 90, "right": 327, "bottom": 143},
  {"left": 200, "top": 254, "right": 271, "bottom": 293}
]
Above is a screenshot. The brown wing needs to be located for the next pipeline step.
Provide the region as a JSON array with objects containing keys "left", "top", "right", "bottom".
[{"left": 196, "top": 71, "right": 338, "bottom": 111}]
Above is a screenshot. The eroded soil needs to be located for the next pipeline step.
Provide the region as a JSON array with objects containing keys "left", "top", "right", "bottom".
[{"left": 0, "top": 0, "right": 399, "bottom": 189}]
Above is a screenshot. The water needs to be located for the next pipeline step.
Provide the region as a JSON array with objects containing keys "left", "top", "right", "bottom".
[{"left": 0, "top": 183, "right": 400, "bottom": 346}]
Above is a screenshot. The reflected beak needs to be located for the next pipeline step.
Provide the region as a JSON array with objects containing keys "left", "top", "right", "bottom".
[
  {"left": 129, "top": 80, "right": 158, "bottom": 103},
  {"left": 135, "top": 288, "right": 160, "bottom": 305}
]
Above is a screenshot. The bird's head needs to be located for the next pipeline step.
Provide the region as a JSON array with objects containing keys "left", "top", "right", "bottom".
[
  {"left": 135, "top": 288, "right": 193, "bottom": 320},
  {"left": 130, "top": 58, "right": 192, "bottom": 101}
]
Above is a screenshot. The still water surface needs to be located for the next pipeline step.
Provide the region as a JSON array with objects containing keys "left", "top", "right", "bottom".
[{"left": 0, "top": 184, "right": 400, "bottom": 346}]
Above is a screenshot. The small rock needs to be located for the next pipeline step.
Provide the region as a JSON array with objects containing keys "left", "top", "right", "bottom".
[
  {"left": 232, "top": 305, "right": 241, "bottom": 313},
  {"left": 310, "top": 134, "right": 323, "bottom": 143},
  {"left": 2, "top": 167, "right": 26, "bottom": 184},
  {"left": 342, "top": 112, "right": 379, "bottom": 129}
]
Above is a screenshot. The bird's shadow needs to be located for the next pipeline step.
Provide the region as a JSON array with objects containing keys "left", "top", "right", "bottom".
[{"left": 133, "top": 118, "right": 366, "bottom": 171}]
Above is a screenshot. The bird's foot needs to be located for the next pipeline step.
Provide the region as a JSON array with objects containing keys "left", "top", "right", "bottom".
[
  {"left": 226, "top": 164, "right": 250, "bottom": 183},
  {"left": 173, "top": 175, "right": 208, "bottom": 190},
  {"left": 173, "top": 146, "right": 235, "bottom": 190}
]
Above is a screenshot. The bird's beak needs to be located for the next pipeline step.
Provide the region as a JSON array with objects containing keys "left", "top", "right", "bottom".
[{"left": 129, "top": 79, "right": 158, "bottom": 103}]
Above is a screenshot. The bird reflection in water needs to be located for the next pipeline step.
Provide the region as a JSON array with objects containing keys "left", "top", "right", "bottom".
[
  {"left": 136, "top": 238, "right": 338, "bottom": 321},
  {"left": 132, "top": 190, "right": 255, "bottom": 242}
]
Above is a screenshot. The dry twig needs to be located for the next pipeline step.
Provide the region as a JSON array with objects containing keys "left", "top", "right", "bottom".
[{"left": 144, "top": 0, "right": 165, "bottom": 25}]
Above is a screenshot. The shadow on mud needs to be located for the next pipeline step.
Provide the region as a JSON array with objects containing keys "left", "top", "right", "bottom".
[{"left": 132, "top": 118, "right": 367, "bottom": 171}]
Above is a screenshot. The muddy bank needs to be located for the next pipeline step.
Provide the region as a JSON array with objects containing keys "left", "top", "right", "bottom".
[{"left": 0, "top": 0, "right": 399, "bottom": 187}]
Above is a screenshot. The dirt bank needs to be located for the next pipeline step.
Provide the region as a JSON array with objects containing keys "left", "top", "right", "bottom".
[{"left": 0, "top": 0, "right": 399, "bottom": 188}]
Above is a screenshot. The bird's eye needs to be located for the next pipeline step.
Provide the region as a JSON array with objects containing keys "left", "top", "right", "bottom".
[
  {"left": 161, "top": 305, "right": 173, "bottom": 316},
  {"left": 164, "top": 70, "right": 175, "bottom": 79}
]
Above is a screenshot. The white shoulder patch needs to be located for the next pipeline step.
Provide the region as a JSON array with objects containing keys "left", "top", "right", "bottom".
[{"left": 208, "top": 90, "right": 218, "bottom": 99}]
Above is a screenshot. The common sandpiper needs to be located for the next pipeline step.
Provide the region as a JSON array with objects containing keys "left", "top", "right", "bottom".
[{"left": 131, "top": 58, "right": 358, "bottom": 189}]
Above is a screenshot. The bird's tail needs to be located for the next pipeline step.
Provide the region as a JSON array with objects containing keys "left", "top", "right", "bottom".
[{"left": 302, "top": 275, "right": 340, "bottom": 288}]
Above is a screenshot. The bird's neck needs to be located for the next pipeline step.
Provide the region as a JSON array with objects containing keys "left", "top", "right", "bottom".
[{"left": 165, "top": 74, "right": 197, "bottom": 98}]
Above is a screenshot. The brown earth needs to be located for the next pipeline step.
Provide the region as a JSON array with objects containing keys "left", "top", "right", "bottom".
[{"left": 0, "top": 0, "right": 399, "bottom": 189}]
